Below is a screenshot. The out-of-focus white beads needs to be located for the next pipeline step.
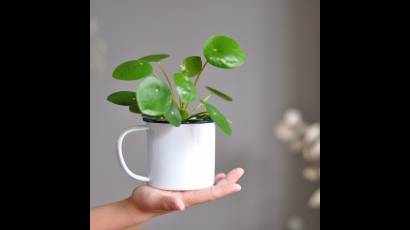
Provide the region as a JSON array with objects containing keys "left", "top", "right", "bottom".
[
  {"left": 303, "top": 167, "right": 320, "bottom": 182},
  {"left": 284, "top": 109, "right": 302, "bottom": 127},
  {"left": 276, "top": 109, "right": 320, "bottom": 209},
  {"left": 310, "top": 140, "right": 320, "bottom": 159},
  {"left": 276, "top": 123, "right": 297, "bottom": 142},
  {"left": 309, "top": 189, "right": 320, "bottom": 209},
  {"left": 304, "top": 123, "right": 320, "bottom": 143},
  {"left": 303, "top": 140, "right": 320, "bottom": 161}
]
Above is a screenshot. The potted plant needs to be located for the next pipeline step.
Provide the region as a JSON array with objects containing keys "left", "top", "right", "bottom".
[{"left": 108, "top": 35, "right": 246, "bottom": 190}]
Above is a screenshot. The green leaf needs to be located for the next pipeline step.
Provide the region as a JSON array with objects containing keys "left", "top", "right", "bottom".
[
  {"left": 180, "top": 56, "right": 202, "bottom": 77},
  {"left": 203, "top": 35, "right": 245, "bottom": 69},
  {"left": 107, "top": 91, "right": 137, "bottom": 105},
  {"left": 201, "top": 101, "right": 232, "bottom": 136},
  {"left": 188, "top": 112, "right": 210, "bottom": 121},
  {"left": 164, "top": 104, "right": 182, "bottom": 127},
  {"left": 138, "top": 54, "right": 170, "bottom": 62},
  {"left": 205, "top": 86, "right": 233, "bottom": 101},
  {"left": 137, "top": 76, "right": 172, "bottom": 116},
  {"left": 113, "top": 60, "right": 153, "bottom": 80},
  {"left": 174, "top": 72, "right": 197, "bottom": 103},
  {"left": 142, "top": 114, "right": 165, "bottom": 121},
  {"left": 179, "top": 109, "right": 190, "bottom": 120},
  {"left": 129, "top": 104, "right": 141, "bottom": 114},
  {"left": 197, "top": 112, "right": 210, "bottom": 120}
]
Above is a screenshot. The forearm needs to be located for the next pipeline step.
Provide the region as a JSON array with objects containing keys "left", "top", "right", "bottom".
[{"left": 90, "top": 197, "right": 155, "bottom": 230}]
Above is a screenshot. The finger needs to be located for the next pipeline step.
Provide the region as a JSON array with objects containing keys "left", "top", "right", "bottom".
[
  {"left": 225, "top": 168, "right": 245, "bottom": 183},
  {"left": 214, "top": 173, "right": 226, "bottom": 184},
  {"left": 159, "top": 196, "right": 185, "bottom": 212},
  {"left": 134, "top": 187, "right": 181, "bottom": 212},
  {"left": 183, "top": 182, "right": 242, "bottom": 207}
]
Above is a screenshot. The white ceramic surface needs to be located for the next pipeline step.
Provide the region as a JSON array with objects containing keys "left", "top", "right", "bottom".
[{"left": 117, "top": 121, "right": 215, "bottom": 191}]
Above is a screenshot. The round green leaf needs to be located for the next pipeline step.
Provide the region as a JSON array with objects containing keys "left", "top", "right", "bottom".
[
  {"left": 180, "top": 56, "right": 202, "bottom": 77},
  {"left": 137, "top": 76, "right": 172, "bottom": 116},
  {"left": 129, "top": 104, "right": 141, "bottom": 114},
  {"left": 205, "top": 86, "right": 233, "bottom": 101},
  {"left": 138, "top": 54, "right": 170, "bottom": 62},
  {"left": 107, "top": 91, "right": 137, "bottom": 105},
  {"left": 113, "top": 60, "right": 152, "bottom": 80},
  {"left": 164, "top": 104, "right": 182, "bottom": 127},
  {"left": 203, "top": 35, "right": 246, "bottom": 69},
  {"left": 179, "top": 109, "right": 190, "bottom": 120},
  {"left": 174, "top": 72, "right": 197, "bottom": 103},
  {"left": 202, "top": 101, "right": 232, "bottom": 136}
]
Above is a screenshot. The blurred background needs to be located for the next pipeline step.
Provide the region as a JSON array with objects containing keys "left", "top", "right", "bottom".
[{"left": 90, "top": 0, "right": 320, "bottom": 229}]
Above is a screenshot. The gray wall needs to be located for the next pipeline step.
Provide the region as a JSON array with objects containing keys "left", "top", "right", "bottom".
[{"left": 90, "top": 0, "right": 320, "bottom": 229}]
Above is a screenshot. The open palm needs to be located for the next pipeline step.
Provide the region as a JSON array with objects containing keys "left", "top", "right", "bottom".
[{"left": 131, "top": 168, "right": 244, "bottom": 213}]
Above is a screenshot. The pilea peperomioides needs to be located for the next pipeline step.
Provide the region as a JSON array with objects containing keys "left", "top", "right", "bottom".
[{"left": 107, "top": 35, "right": 246, "bottom": 136}]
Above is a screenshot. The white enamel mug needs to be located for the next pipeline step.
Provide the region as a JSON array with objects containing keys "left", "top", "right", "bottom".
[{"left": 117, "top": 119, "right": 215, "bottom": 191}]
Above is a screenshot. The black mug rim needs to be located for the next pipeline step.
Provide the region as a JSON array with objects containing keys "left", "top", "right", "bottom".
[{"left": 142, "top": 117, "right": 214, "bottom": 124}]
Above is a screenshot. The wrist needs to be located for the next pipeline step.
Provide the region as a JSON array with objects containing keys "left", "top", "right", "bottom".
[{"left": 124, "top": 196, "right": 157, "bottom": 225}]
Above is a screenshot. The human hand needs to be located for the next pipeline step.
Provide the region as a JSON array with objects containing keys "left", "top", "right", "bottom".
[
  {"left": 128, "top": 168, "right": 244, "bottom": 217},
  {"left": 91, "top": 168, "right": 244, "bottom": 230}
]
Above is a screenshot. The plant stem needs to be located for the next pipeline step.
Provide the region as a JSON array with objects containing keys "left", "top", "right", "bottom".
[
  {"left": 185, "top": 61, "right": 208, "bottom": 110},
  {"left": 190, "top": 95, "right": 211, "bottom": 115},
  {"left": 157, "top": 62, "right": 179, "bottom": 107},
  {"left": 194, "top": 61, "right": 208, "bottom": 87},
  {"left": 152, "top": 72, "right": 160, "bottom": 79}
]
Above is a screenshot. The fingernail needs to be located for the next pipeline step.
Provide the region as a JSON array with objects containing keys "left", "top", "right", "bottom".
[
  {"left": 233, "top": 184, "right": 242, "bottom": 191},
  {"left": 237, "top": 168, "right": 244, "bottom": 175}
]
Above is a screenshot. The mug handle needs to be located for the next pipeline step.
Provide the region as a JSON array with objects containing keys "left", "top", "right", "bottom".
[{"left": 117, "top": 125, "right": 150, "bottom": 182}]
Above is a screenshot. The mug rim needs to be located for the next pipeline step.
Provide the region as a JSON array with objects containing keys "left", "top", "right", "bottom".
[{"left": 143, "top": 117, "right": 214, "bottom": 124}]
